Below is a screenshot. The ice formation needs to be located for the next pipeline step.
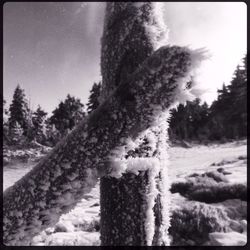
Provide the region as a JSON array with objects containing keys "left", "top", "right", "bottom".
[{"left": 99, "top": 2, "right": 207, "bottom": 246}]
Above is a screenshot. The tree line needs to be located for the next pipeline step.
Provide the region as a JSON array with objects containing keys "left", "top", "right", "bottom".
[
  {"left": 3, "top": 54, "right": 246, "bottom": 148},
  {"left": 3, "top": 82, "right": 101, "bottom": 147},
  {"left": 168, "top": 54, "right": 247, "bottom": 142}
]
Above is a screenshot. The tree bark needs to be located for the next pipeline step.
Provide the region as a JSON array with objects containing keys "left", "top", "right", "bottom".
[
  {"left": 99, "top": 3, "right": 206, "bottom": 245},
  {"left": 3, "top": 42, "right": 196, "bottom": 245},
  {"left": 100, "top": 3, "right": 170, "bottom": 246}
]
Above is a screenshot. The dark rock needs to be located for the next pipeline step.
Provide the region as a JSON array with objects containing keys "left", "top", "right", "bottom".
[
  {"left": 222, "top": 171, "right": 232, "bottom": 175},
  {"left": 217, "top": 168, "right": 225, "bottom": 173},
  {"left": 90, "top": 203, "right": 99, "bottom": 207},
  {"left": 217, "top": 168, "right": 232, "bottom": 175}
]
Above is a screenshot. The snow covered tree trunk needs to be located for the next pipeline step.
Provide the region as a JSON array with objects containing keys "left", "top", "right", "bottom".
[
  {"left": 100, "top": 3, "right": 170, "bottom": 246},
  {"left": 99, "top": 3, "right": 206, "bottom": 246}
]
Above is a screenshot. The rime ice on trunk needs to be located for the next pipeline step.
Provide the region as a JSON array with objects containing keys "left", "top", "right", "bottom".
[
  {"left": 100, "top": 2, "right": 170, "bottom": 246},
  {"left": 99, "top": 2, "right": 207, "bottom": 246}
]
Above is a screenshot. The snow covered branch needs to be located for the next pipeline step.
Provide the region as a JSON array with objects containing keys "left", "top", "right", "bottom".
[{"left": 3, "top": 44, "right": 204, "bottom": 245}]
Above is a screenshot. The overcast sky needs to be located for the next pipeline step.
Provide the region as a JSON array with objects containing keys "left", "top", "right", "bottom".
[{"left": 3, "top": 2, "right": 247, "bottom": 114}]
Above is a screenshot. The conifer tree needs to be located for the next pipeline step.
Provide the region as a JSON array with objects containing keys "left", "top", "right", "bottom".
[
  {"left": 169, "top": 98, "right": 210, "bottom": 141},
  {"left": 87, "top": 82, "right": 101, "bottom": 114},
  {"left": 32, "top": 105, "right": 48, "bottom": 144},
  {"left": 228, "top": 59, "right": 247, "bottom": 135},
  {"left": 50, "top": 94, "right": 85, "bottom": 136},
  {"left": 9, "top": 121, "right": 24, "bottom": 145},
  {"left": 44, "top": 120, "right": 60, "bottom": 146},
  {"left": 8, "top": 84, "right": 29, "bottom": 135}
]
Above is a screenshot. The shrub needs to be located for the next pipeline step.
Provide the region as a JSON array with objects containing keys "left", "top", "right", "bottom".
[
  {"left": 170, "top": 172, "right": 247, "bottom": 203},
  {"left": 170, "top": 181, "right": 193, "bottom": 196},
  {"left": 54, "top": 221, "right": 74, "bottom": 233},
  {"left": 189, "top": 184, "right": 247, "bottom": 203},
  {"left": 210, "top": 159, "right": 237, "bottom": 167},
  {"left": 238, "top": 155, "right": 247, "bottom": 160},
  {"left": 205, "top": 171, "right": 229, "bottom": 183},
  {"left": 169, "top": 202, "right": 231, "bottom": 245},
  {"left": 188, "top": 173, "right": 200, "bottom": 178},
  {"left": 74, "top": 219, "right": 100, "bottom": 232}
]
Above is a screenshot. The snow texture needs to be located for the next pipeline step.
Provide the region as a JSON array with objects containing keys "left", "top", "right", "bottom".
[
  {"left": 44, "top": 232, "right": 100, "bottom": 246},
  {"left": 3, "top": 140, "right": 246, "bottom": 246},
  {"left": 142, "top": 2, "right": 169, "bottom": 50},
  {"left": 100, "top": 2, "right": 169, "bottom": 103}
]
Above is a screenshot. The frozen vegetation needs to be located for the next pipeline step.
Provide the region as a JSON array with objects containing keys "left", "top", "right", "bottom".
[
  {"left": 3, "top": 139, "right": 247, "bottom": 246},
  {"left": 3, "top": 143, "right": 51, "bottom": 167}
]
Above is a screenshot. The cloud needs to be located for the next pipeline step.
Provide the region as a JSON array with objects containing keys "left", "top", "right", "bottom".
[{"left": 163, "top": 2, "right": 246, "bottom": 104}]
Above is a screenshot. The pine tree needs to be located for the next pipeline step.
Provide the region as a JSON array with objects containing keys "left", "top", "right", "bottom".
[
  {"left": 227, "top": 57, "right": 247, "bottom": 138},
  {"left": 87, "top": 82, "right": 101, "bottom": 114},
  {"left": 188, "top": 98, "right": 209, "bottom": 140},
  {"left": 8, "top": 84, "right": 29, "bottom": 135},
  {"left": 207, "top": 54, "right": 247, "bottom": 140},
  {"left": 168, "top": 103, "right": 187, "bottom": 140},
  {"left": 32, "top": 105, "right": 48, "bottom": 144},
  {"left": 43, "top": 120, "right": 60, "bottom": 146},
  {"left": 168, "top": 98, "right": 210, "bottom": 142},
  {"left": 50, "top": 94, "right": 85, "bottom": 136},
  {"left": 197, "top": 101, "right": 210, "bottom": 141},
  {"left": 207, "top": 83, "right": 229, "bottom": 140},
  {"left": 9, "top": 121, "right": 24, "bottom": 145},
  {"left": 25, "top": 108, "right": 36, "bottom": 144}
]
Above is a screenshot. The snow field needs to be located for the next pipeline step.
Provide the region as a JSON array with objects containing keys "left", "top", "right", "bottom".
[{"left": 3, "top": 139, "right": 247, "bottom": 245}]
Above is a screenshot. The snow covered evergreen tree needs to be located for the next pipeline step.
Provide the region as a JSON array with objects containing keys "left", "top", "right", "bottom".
[
  {"left": 32, "top": 105, "right": 48, "bottom": 144},
  {"left": 9, "top": 121, "right": 25, "bottom": 145},
  {"left": 25, "top": 108, "right": 36, "bottom": 144},
  {"left": 50, "top": 94, "right": 85, "bottom": 136},
  {"left": 227, "top": 59, "right": 247, "bottom": 137},
  {"left": 208, "top": 55, "right": 247, "bottom": 140},
  {"left": 44, "top": 121, "right": 61, "bottom": 146},
  {"left": 8, "top": 84, "right": 29, "bottom": 136}
]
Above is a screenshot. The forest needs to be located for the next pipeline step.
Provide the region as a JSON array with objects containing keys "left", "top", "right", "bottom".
[{"left": 3, "top": 54, "right": 247, "bottom": 151}]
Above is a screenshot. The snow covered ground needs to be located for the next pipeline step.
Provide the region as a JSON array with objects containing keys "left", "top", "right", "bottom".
[
  {"left": 3, "top": 161, "right": 34, "bottom": 191},
  {"left": 3, "top": 139, "right": 247, "bottom": 246},
  {"left": 168, "top": 140, "right": 246, "bottom": 184}
]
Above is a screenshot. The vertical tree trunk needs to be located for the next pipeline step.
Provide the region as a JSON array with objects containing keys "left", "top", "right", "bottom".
[{"left": 100, "top": 3, "right": 170, "bottom": 246}]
